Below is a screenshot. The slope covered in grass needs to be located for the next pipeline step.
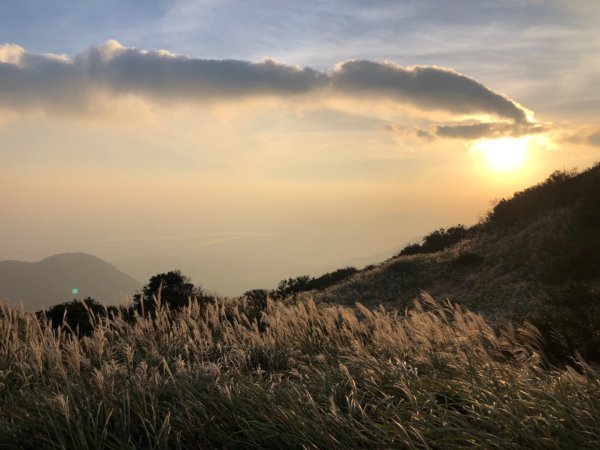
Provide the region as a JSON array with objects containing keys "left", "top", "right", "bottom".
[
  {"left": 1, "top": 296, "right": 599, "bottom": 449},
  {"left": 315, "top": 163, "right": 600, "bottom": 361}
]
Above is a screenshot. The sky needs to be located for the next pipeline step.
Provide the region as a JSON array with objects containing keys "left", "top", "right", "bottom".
[{"left": 1, "top": 0, "right": 599, "bottom": 296}]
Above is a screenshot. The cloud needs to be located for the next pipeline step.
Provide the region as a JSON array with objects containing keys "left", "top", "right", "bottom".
[
  {"left": 435, "top": 121, "right": 547, "bottom": 140},
  {"left": 386, "top": 120, "right": 548, "bottom": 143},
  {"left": 0, "top": 40, "right": 535, "bottom": 128},
  {"left": 587, "top": 130, "right": 600, "bottom": 147},
  {"left": 0, "top": 43, "right": 24, "bottom": 65},
  {"left": 331, "top": 61, "right": 529, "bottom": 123},
  {"left": 385, "top": 124, "right": 436, "bottom": 142},
  {"left": 559, "top": 126, "right": 600, "bottom": 148},
  {"left": 415, "top": 128, "right": 436, "bottom": 141}
]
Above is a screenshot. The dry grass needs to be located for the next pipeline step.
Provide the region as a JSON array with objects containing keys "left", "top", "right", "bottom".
[
  {"left": 1, "top": 294, "right": 599, "bottom": 449},
  {"left": 314, "top": 207, "right": 575, "bottom": 321}
]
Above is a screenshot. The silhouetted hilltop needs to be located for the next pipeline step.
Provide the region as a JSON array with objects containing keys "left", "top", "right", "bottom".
[
  {"left": 314, "top": 163, "right": 600, "bottom": 360},
  {"left": 0, "top": 252, "right": 141, "bottom": 310}
]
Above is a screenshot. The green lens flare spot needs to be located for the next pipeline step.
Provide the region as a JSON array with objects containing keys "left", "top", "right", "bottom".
[{"left": 72, "top": 288, "right": 79, "bottom": 295}]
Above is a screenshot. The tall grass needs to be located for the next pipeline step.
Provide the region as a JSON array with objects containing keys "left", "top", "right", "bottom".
[{"left": 1, "top": 294, "right": 599, "bottom": 449}]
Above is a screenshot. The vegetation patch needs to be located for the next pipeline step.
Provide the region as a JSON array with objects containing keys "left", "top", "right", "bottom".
[{"left": 1, "top": 295, "right": 599, "bottom": 448}]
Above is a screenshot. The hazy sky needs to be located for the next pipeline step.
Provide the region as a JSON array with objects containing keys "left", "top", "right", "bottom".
[{"left": 1, "top": 1, "right": 599, "bottom": 294}]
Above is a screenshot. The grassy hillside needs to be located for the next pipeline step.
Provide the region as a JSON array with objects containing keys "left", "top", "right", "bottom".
[
  {"left": 315, "top": 163, "right": 600, "bottom": 361},
  {"left": 1, "top": 296, "right": 599, "bottom": 448}
]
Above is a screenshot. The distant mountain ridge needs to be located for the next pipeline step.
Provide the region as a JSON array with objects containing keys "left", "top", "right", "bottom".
[{"left": 0, "top": 252, "right": 142, "bottom": 310}]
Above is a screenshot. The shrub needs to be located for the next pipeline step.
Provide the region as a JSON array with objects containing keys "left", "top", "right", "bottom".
[
  {"left": 400, "top": 225, "right": 469, "bottom": 256},
  {"left": 39, "top": 297, "right": 118, "bottom": 337},
  {"left": 486, "top": 165, "right": 600, "bottom": 228},
  {"left": 132, "top": 270, "right": 211, "bottom": 315},
  {"left": 271, "top": 267, "right": 359, "bottom": 299}
]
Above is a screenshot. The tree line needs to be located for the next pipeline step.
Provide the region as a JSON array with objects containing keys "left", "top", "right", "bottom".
[{"left": 39, "top": 267, "right": 360, "bottom": 337}]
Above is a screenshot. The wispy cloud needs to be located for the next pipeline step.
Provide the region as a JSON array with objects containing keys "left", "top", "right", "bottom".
[
  {"left": 588, "top": 131, "right": 600, "bottom": 147},
  {"left": 435, "top": 121, "right": 547, "bottom": 140},
  {"left": 560, "top": 125, "right": 600, "bottom": 148},
  {"left": 386, "top": 119, "right": 549, "bottom": 143}
]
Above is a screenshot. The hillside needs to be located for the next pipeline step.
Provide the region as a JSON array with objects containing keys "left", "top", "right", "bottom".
[
  {"left": 0, "top": 252, "right": 142, "bottom": 310},
  {"left": 314, "top": 163, "right": 600, "bottom": 360}
]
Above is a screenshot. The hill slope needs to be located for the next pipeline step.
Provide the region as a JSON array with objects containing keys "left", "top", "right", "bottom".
[
  {"left": 315, "top": 163, "right": 600, "bottom": 359},
  {"left": 0, "top": 252, "right": 142, "bottom": 310}
]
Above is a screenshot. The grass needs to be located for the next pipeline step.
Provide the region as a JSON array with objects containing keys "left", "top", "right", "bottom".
[{"left": 1, "top": 294, "right": 599, "bottom": 449}]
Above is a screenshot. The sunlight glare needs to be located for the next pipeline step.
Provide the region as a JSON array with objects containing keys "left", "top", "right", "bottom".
[{"left": 472, "top": 137, "right": 529, "bottom": 171}]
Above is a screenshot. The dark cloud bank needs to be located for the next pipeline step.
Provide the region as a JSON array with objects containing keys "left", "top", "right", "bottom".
[{"left": 0, "top": 40, "right": 535, "bottom": 137}]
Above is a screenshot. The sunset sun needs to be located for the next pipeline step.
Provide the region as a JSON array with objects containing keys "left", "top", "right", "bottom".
[{"left": 473, "top": 137, "right": 529, "bottom": 171}]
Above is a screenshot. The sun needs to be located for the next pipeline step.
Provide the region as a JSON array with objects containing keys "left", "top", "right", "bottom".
[{"left": 472, "top": 137, "right": 529, "bottom": 171}]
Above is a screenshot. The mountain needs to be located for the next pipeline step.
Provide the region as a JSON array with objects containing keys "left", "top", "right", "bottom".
[
  {"left": 313, "top": 163, "right": 600, "bottom": 360},
  {"left": 0, "top": 252, "right": 142, "bottom": 310}
]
